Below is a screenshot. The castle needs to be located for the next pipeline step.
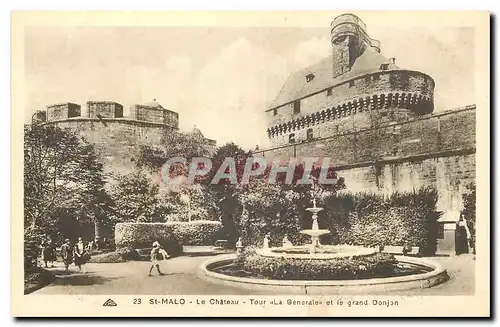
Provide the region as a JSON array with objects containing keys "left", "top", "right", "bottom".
[
  {"left": 34, "top": 99, "right": 216, "bottom": 176},
  {"left": 253, "top": 14, "right": 476, "bottom": 255}
]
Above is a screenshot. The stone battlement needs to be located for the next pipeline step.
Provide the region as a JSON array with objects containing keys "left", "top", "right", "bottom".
[
  {"left": 36, "top": 99, "right": 179, "bottom": 129},
  {"left": 255, "top": 105, "right": 476, "bottom": 165}
]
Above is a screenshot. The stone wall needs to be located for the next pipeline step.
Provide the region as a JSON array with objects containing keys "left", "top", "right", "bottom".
[
  {"left": 87, "top": 101, "right": 124, "bottom": 119},
  {"left": 46, "top": 103, "right": 81, "bottom": 121},
  {"left": 131, "top": 105, "right": 179, "bottom": 127},
  {"left": 260, "top": 106, "right": 475, "bottom": 162},
  {"left": 51, "top": 118, "right": 175, "bottom": 176},
  {"left": 266, "top": 70, "right": 435, "bottom": 147},
  {"left": 255, "top": 106, "right": 476, "bottom": 229}
]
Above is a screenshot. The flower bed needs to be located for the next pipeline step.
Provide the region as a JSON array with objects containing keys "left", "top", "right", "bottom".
[{"left": 233, "top": 249, "right": 398, "bottom": 280}]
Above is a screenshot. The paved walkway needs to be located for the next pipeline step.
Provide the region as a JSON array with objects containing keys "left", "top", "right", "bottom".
[{"left": 33, "top": 254, "right": 475, "bottom": 295}]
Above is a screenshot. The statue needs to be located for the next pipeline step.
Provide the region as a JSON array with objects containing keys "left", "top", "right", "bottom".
[
  {"left": 263, "top": 234, "right": 270, "bottom": 249},
  {"left": 282, "top": 235, "right": 293, "bottom": 248},
  {"left": 236, "top": 237, "right": 243, "bottom": 255}
]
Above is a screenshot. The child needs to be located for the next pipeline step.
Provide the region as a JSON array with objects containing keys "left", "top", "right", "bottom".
[{"left": 148, "top": 241, "right": 169, "bottom": 276}]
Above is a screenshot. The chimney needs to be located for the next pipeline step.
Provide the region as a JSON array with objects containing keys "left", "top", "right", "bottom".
[{"left": 389, "top": 57, "right": 396, "bottom": 65}]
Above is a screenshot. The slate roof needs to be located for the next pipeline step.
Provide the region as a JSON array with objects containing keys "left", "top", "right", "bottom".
[{"left": 268, "top": 47, "right": 399, "bottom": 110}]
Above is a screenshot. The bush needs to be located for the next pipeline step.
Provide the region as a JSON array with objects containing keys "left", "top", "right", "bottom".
[
  {"left": 462, "top": 183, "right": 476, "bottom": 253},
  {"left": 159, "top": 184, "right": 219, "bottom": 222},
  {"left": 234, "top": 249, "right": 397, "bottom": 280},
  {"left": 317, "top": 187, "right": 441, "bottom": 256},
  {"left": 88, "top": 251, "right": 127, "bottom": 263},
  {"left": 24, "top": 229, "right": 44, "bottom": 269},
  {"left": 235, "top": 180, "right": 302, "bottom": 247},
  {"left": 114, "top": 221, "right": 222, "bottom": 252}
]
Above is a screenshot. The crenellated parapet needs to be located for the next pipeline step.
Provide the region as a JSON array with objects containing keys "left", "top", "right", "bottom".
[
  {"left": 36, "top": 99, "right": 179, "bottom": 129},
  {"left": 46, "top": 103, "right": 81, "bottom": 121},
  {"left": 267, "top": 91, "right": 433, "bottom": 140},
  {"left": 87, "top": 101, "right": 124, "bottom": 119},
  {"left": 265, "top": 13, "right": 435, "bottom": 148}
]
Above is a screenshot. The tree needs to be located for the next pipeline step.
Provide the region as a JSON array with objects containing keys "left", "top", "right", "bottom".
[
  {"left": 24, "top": 123, "right": 112, "bottom": 241},
  {"left": 110, "top": 170, "right": 164, "bottom": 223},
  {"left": 136, "top": 130, "right": 213, "bottom": 171}
]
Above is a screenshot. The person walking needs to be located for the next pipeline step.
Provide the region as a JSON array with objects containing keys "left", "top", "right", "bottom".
[
  {"left": 73, "top": 237, "right": 90, "bottom": 273},
  {"left": 148, "top": 241, "right": 169, "bottom": 276},
  {"left": 60, "top": 239, "right": 73, "bottom": 272},
  {"left": 41, "top": 238, "right": 56, "bottom": 268}
]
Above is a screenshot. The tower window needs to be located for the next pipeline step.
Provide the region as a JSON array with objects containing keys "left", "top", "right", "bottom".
[
  {"left": 289, "top": 133, "right": 296, "bottom": 144},
  {"left": 293, "top": 101, "right": 301, "bottom": 114},
  {"left": 273, "top": 108, "right": 277, "bottom": 116},
  {"left": 307, "top": 128, "right": 313, "bottom": 141},
  {"left": 306, "top": 74, "right": 315, "bottom": 82},
  {"left": 326, "top": 88, "right": 333, "bottom": 96},
  {"left": 349, "top": 80, "right": 355, "bottom": 87}
]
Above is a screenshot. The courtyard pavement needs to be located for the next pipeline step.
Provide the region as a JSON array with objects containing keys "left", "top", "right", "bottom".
[{"left": 33, "top": 254, "right": 475, "bottom": 296}]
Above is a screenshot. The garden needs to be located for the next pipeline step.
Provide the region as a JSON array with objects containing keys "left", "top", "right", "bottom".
[{"left": 23, "top": 123, "right": 474, "bottom": 291}]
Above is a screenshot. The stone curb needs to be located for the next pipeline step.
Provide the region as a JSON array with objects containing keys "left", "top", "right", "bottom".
[{"left": 198, "top": 254, "right": 449, "bottom": 294}]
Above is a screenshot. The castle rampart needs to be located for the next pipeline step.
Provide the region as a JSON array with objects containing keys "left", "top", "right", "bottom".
[{"left": 37, "top": 99, "right": 213, "bottom": 175}]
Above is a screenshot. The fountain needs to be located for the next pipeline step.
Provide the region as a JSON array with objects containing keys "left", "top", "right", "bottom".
[
  {"left": 301, "top": 198, "right": 330, "bottom": 254},
  {"left": 199, "top": 186, "right": 449, "bottom": 294}
]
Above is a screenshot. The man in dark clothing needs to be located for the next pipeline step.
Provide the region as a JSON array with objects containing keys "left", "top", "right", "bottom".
[{"left": 60, "top": 239, "right": 73, "bottom": 271}]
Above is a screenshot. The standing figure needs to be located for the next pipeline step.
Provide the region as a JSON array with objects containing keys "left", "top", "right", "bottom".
[
  {"left": 236, "top": 237, "right": 243, "bottom": 255},
  {"left": 60, "top": 239, "right": 73, "bottom": 271},
  {"left": 41, "top": 238, "right": 56, "bottom": 268},
  {"left": 148, "top": 241, "right": 169, "bottom": 276},
  {"left": 73, "top": 237, "right": 89, "bottom": 273},
  {"left": 263, "top": 233, "right": 270, "bottom": 249}
]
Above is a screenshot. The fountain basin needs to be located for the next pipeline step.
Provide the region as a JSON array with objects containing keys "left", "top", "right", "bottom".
[
  {"left": 198, "top": 254, "right": 449, "bottom": 295},
  {"left": 300, "top": 229, "right": 331, "bottom": 237},
  {"left": 258, "top": 245, "right": 377, "bottom": 259}
]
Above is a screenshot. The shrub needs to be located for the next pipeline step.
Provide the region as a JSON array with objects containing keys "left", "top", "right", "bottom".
[
  {"left": 235, "top": 180, "right": 302, "bottom": 247},
  {"left": 234, "top": 249, "right": 397, "bottom": 280},
  {"left": 318, "top": 187, "right": 440, "bottom": 256},
  {"left": 24, "top": 229, "right": 44, "bottom": 269},
  {"left": 159, "top": 184, "right": 219, "bottom": 222},
  {"left": 462, "top": 183, "right": 476, "bottom": 254},
  {"left": 114, "top": 221, "right": 222, "bottom": 252},
  {"left": 88, "top": 251, "right": 127, "bottom": 263}
]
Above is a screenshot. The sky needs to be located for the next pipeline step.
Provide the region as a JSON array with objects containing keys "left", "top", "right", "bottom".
[{"left": 23, "top": 16, "right": 475, "bottom": 150}]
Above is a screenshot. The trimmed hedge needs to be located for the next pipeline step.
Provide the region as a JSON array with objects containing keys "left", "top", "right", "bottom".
[
  {"left": 115, "top": 221, "right": 222, "bottom": 252},
  {"left": 318, "top": 187, "right": 441, "bottom": 256},
  {"left": 234, "top": 249, "right": 397, "bottom": 280},
  {"left": 238, "top": 186, "right": 441, "bottom": 256},
  {"left": 88, "top": 251, "right": 127, "bottom": 263}
]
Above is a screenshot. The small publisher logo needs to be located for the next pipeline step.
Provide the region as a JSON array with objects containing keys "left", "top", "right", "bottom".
[{"left": 103, "top": 299, "right": 117, "bottom": 307}]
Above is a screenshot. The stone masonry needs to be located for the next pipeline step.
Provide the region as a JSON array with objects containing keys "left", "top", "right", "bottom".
[
  {"left": 36, "top": 99, "right": 216, "bottom": 176},
  {"left": 254, "top": 13, "right": 476, "bottom": 255}
]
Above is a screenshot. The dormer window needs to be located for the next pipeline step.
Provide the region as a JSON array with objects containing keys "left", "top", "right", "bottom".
[
  {"left": 306, "top": 73, "right": 315, "bottom": 83},
  {"left": 289, "top": 133, "right": 296, "bottom": 144},
  {"left": 380, "top": 63, "right": 389, "bottom": 71},
  {"left": 273, "top": 108, "right": 277, "bottom": 116},
  {"left": 326, "top": 88, "right": 333, "bottom": 96}
]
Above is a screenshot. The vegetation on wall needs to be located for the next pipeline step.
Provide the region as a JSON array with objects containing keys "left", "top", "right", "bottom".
[{"left": 462, "top": 183, "right": 476, "bottom": 254}]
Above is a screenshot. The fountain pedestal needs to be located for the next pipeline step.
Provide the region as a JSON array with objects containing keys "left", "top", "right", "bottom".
[{"left": 301, "top": 206, "right": 330, "bottom": 254}]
